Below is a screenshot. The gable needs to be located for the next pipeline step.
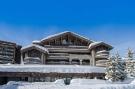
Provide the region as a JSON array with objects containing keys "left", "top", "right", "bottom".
[
  {"left": 89, "top": 42, "right": 113, "bottom": 51},
  {"left": 40, "top": 31, "right": 93, "bottom": 46},
  {"left": 21, "top": 44, "right": 49, "bottom": 53}
]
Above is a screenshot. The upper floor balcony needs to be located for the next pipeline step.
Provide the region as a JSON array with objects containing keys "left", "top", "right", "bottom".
[
  {"left": 44, "top": 45, "right": 88, "bottom": 49},
  {"left": 44, "top": 45, "right": 90, "bottom": 53},
  {"left": 95, "top": 50, "right": 109, "bottom": 58}
]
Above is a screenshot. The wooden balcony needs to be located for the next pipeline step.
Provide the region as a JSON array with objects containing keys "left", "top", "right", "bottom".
[
  {"left": 44, "top": 45, "right": 88, "bottom": 49},
  {"left": 96, "top": 60, "right": 108, "bottom": 67},
  {"left": 47, "top": 56, "right": 69, "bottom": 60},
  {"left": 95, "top": 50, "right": 109, "bottom": 58},
  {"left": 48, "top": 48, "right": 90, "bottom": 53},
  {"left": 48, "top": 53, "right": 69, "bottom": 56}
]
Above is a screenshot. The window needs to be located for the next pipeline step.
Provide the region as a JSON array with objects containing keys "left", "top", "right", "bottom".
[
  {"left": 71, "top": 59, "right": 80, "bottom": 65},
  {"left": 82, "top": 59, "right": 90, "bottom": 65}
]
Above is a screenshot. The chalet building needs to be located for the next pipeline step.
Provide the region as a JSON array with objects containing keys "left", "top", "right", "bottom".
[
  {"left": 21, "top": 31, "right": 113, "bottom": 66},
  {"left": 0, "top": 31, "right": 113, "bottom": 85},
  {"left": 0, "top": 40, "right": 21, "bottom": 64}
]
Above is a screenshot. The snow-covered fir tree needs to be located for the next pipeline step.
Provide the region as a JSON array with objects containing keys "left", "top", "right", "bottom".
[
  {"left": 105, "top": 53, "right": 127, "bottom": 82},
  {"left": 115, "top": 53, "right": 127, "bottom": 81},
  {"left": 125, "top": 49, "right": 135, "bottom": 78},
  {"left": 105, "top": 55, "right": 116, "bottom": 82}
]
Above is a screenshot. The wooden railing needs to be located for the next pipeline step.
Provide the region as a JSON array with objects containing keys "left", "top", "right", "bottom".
[{"left": 44, "top": 45, "right": 88, "bottom": 49}]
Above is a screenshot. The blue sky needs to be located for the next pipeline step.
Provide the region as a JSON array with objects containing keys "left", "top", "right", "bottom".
[{"left": 0, "top": 0, "right": 135, "bottom": 56}]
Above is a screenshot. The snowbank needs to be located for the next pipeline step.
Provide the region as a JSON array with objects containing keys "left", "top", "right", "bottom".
[
  {"left": 69, "top": 84, "right": 135, "bottom": 89},
  {"left": 0, "top": 64, "right": 105, "bottom": 73},
  {"left": 1, "top": 79, "right": 135, "bottom": 89},
  {"left": 1, "top": 82, "right": 135, "bottom": 89},
  {"left": 70, "top": 79, "right": 107, "bottom": 85},
  {"left": 70, "top": 78, "right": 134, "bottom": 85},
  {"left": 130, "top": 79, "right": 135, "bottom": 85}
]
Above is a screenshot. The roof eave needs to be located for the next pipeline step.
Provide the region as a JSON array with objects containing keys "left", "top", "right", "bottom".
[
  {"left": 40, "top": 31, "right": 94, "bottom": 43},
  {"left": 89, "top": 42, "right": 113, "bottom": 51},
  {"left": 21, "top": 45, "right": 49, "bottom": 54}
]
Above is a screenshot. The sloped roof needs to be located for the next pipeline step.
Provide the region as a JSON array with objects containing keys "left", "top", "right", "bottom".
[
  {"left": 21, "top": 44, "right": 49, "bottom": 53},
  {"left": 40, "top": 31, "right": 94, "bottom": 43},
  {"left": 88, "top": 41, "right": 113, "bottom": 50}
]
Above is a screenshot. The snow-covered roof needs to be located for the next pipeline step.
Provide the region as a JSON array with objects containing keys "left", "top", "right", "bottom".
[
  {"left": 41, "top": 31, "right": 94, "bottom": 43},
  {"left": 21, "top": 44, "right": 49, "bottom": 53},
  {"left": 0, "top": 65, "right": 105, "bottom": 73},
  {"left": 96, "top": 50, "right": 109, "bottom": 54},
  {"left": 32, "top": 40, "right": 40, "bottom": 44},
  {"left": 88, "top": 41, "right": 113, "bottom": 50}
]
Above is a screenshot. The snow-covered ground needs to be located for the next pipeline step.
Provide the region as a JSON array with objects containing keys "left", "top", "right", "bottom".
[
  {"left": 70, "top": 78, "right": 135, "bottom": 85},
  {"left": 0, "top": 64, "right": 135, "bottom": 89},
  {"left": 0, "top": 64, "right": 105, "bottom": 73},
  {"left": 1, "top": 79, "right": 135, "bottom": 89}
]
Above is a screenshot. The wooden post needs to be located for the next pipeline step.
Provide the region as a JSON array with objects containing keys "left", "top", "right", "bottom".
[
  {"left": 89, "top": 56, "right": 91, "bottom": 66},
  {"left": 44, "top": 54, "right": 47, "bottom": 64},
  {"left": 69, "top": 59, "right": 72, "bottom": 65},
  {"left": 60, "top": 36, "right": 62, "bottom": 45},
  {"left": 68, "top": 34, "right": 69, "bottom": 44},
  {"left": 41, "top": 53, "right": 44, "bottom": 64},
  {"left": 80, "top": 59, "right": 82, "bottom": 65},
  {"left": 21, "top": 53, "right": 24, "bottom": 65},
  {"left": 91, "top": 49, "right": 96, "bottom": 66},
  {"left": 75, "top": 37, "right": 77, "bottom": 45},
  {"left": 54, "top": 39, "right": 56, "bottom": 45},
  {"left": 25, "top": 52, "right": 28, "bottom": 58}
]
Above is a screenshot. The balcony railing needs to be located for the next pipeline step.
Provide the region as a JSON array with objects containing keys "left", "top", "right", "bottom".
[
  {"left": 96, "top": 50, "right": 109, "bottom": 58},
  {"left": 44, "top": 45, "right": 88, "bottom": 49}
]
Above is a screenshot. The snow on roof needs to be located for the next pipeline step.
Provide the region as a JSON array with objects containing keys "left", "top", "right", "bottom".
[
  {"left": 88, "top": 41, "right": 113, "bottom": 50},
  {"left": 21, "top": 44, "right": 49, "bottom": 53},
  {"left": 41, "top": 31, "right": 94, "bottom": 43},
  {"left": 32, "top": 40, "right": 40, "bottom": 44},
  {"left": 0, "top": 65, "right": 105, "bottom": 73},
  {"left": 96, "top": 50, "right": 109, "bottom": 54}
]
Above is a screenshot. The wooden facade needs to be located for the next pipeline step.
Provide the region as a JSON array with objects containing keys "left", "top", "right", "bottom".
[
  {"left": 0, "top": 40, "right": 21, "bottom": 64},
  {"left": 21, "top": 31, "right": 113, "bottom": 66},
  {"left": 0, "top": 31, "right": 113, "bottom": 85}
]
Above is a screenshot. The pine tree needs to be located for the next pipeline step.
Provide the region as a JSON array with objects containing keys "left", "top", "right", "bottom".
[
  {"left": 105, "top": 55, "right": 117, "bottom": 82},
  {"left": 115, "top": 53, "right": 126, "bottom": 81},
  {"left": 125, "top": 49, "right": 135, "bottom": 78},
  {"left": 105, "top": 53, "right": 127, "bottom": 82}
]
